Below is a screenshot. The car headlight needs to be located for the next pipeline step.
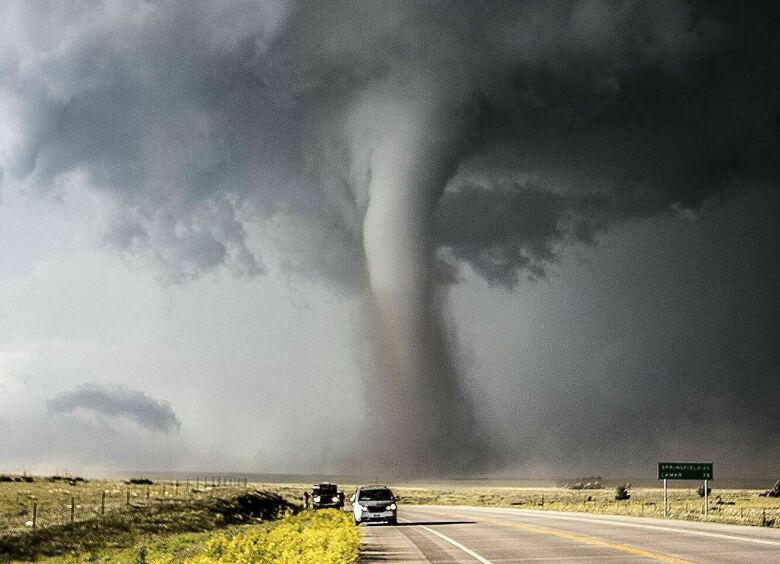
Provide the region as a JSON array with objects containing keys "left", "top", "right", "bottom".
[
  {"left": 331, "top": 496, "right": 340, "bottom": 503},
  {"left": 313, "top": 495, "right": 321, "bottom": 502},
  {"left": 387, "top": 503, "right": 397, "bottom": 511}
]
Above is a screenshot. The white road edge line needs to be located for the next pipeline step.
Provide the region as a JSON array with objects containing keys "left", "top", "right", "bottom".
[
  {"left": 436, "top": 506, "right": 780, "bottom": 547},
  {"left": 416, "top": 524, "right": 495, "bottom": 564}
]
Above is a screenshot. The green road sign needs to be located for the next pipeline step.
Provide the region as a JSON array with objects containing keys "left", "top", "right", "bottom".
[{"left": 658, "top": 462, "right": 713, "bottom": 480}]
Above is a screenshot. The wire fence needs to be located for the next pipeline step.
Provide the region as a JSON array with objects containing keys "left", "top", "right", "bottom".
[
  {"left": 0, "top": 477, "right": 251, "bottom": 533},
  {"left": 528, "top": 495, "right": 780, "bottom": 527}
]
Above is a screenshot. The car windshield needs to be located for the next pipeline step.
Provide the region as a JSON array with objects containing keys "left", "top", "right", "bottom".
[
  {"left": 358, "top": 488, "right": 394, "bottom": 501},
  {"left": 313, "top": 486, "right": 337, "bottom": 496}
]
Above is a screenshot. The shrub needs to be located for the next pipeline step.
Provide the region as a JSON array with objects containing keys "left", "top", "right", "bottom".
[
  {"left": 615, "top": 485, "right": 630, "bottom": 501},
  {"left": 176, "top": 509, "right": 360, "bottom": 564},
  {"left": 759, "top": 481, "right": 780, "bottom": 498},
  {"left": 696, "top": 485, "right": 712, "bottom": 497}
]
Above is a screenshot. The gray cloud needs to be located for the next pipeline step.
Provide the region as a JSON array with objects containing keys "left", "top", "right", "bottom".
[
  {"left": 47, "top": 384, "right": 181, "bottom": 434},
  {"left": 2, "top": 1, "right": 779, "bottom": 474},
  {"left": 1, "top": 1, "right": 777, "bottom": 286}
]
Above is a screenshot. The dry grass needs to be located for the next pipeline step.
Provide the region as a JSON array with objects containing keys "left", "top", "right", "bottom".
[
  {"left": 241, "top": 481, "right": 780, "bottom": 528},
  {"left": 388, "top": 485, "right": 780, "bottom": 527},
  {"left": 3, "top": 476, "right": 778, "bottom": 562},
  {"left": 0, "top": 477, "right": 258, "bottom": 533},
  {"left": 0, "top": 478, "right": 293, "bottom": 562}
]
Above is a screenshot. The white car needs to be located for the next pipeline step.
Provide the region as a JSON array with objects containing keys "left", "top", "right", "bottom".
[{"left": 350, "top": 485, "right": 398, "bottom": 525}]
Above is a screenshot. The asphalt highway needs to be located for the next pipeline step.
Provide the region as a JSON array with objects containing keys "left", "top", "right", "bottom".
[{"left": 359, "top": 505, "right": 780, "bottom": 563}]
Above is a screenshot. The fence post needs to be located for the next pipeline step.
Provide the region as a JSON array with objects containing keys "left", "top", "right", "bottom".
[
  {"left": 101, "top": 491, "right": 106, "bottom": 515},
  {"left": 146, "top": 486, "right": 150, "bottom": 499},
  {"left": 127, "top": 489, "right": 131, "bottom": 506},
  {"left": 32, "top": 501, "right": 38, "bottom": 529},
  {"left": 71, "top": 496, "right": 75, "bottom": 523}
]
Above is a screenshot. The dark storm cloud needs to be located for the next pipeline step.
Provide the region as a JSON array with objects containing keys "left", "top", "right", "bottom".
[
  {"left": 1, "top": 1, "right": 777, "bottom": 285},
  {"left": 47, "top": 384, "right": 181, "bottom": 433},
  {"left": 3, "top": 1, "right": 779, "bottom": 474},
  {"left": 488, "top": 185, "right": 780, "bottom": 480},
  {"left": 433, "top": 182, "right": 666, "bottom": 288}
]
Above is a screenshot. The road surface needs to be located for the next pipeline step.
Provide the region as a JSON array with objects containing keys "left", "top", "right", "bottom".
[{"left": 359, "top": 505, "right": 780, "bottom": 563}]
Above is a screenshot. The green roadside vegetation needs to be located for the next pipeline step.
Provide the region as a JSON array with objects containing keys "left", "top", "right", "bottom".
[
  {"left": 43, "top": 510, "right": 359, "bottom": 564},
  {"left": 0, "top": 476, "right": 359, "bottom": 563},
  {"left": 0, "top": 488, "right": 294, "bottom": 562}
]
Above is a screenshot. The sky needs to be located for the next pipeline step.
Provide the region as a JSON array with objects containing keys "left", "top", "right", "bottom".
[{"left": 0, "top": 1, "right": 778, "bottom": 480}]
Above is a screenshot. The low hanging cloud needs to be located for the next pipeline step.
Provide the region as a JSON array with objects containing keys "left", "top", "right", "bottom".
[
  {"left": 1, "top": 1, "right": 777, "bottom": 288},
  {"left": 47, "top": 384, "right": 181, "bottom": 434}
]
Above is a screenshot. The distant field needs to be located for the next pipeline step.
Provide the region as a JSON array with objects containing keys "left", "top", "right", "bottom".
[
  {"left": 237, "top": 480, "right": 780, "bottom": 528},
  {"left": 2, "top": 475, "right": 778, "bottom": 562},
  {"left": 389, "top": 484, "right": 780, "bottom": 528}
]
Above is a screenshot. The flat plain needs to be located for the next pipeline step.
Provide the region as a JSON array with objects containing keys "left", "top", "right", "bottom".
[{"left": 1, "top": 475, "right": 779, "bottom": 562}]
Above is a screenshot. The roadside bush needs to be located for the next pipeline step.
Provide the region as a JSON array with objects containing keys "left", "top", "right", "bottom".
[
  {"left": 615, "top": 485, "right": 630, "bottom": 501},
  {"left": 209, "top": 490, "right": 290, "bottom": 523},
  {"left": 759, "top": 481, "right": 780, "bottom": 498},
  {"left": 696, "top": 485, "right": 712, "bottom": 497},
  {"left": 176, "top": 509, "right": 359, "bottom": 564}
]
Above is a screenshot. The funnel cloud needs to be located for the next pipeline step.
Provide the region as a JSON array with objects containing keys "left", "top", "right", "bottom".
[{"left": 1, "top": 1, "right": 779, "bottom": 476}]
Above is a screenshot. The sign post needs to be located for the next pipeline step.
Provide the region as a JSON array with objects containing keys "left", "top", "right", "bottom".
[
  {"left": 658, "top": 462, "right": 713, "bottom": 520},
  {"left": 663, "top": 478, "right": 668, "bottom": 518}
]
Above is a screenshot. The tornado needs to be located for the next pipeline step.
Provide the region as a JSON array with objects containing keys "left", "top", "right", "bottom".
[{"left": 350, "top": 79, "right": 487, "bottom": 474}]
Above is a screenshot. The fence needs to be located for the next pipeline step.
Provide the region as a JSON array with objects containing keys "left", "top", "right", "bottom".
[
  {"left": 530, "top": 494, "right": 780, "bottom": 528},
  {"left": 0, "top": 477, "right": 251, "bottom": 533}
]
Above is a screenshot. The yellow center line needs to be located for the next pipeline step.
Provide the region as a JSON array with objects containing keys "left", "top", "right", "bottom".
[{"left": 439, "top": 511, "right": 698, "bottom": 564}]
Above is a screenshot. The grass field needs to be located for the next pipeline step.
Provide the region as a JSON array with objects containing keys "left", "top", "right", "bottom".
[
  {"left": 244, "top": 480, "right": 780, "bottom": 528},
  {"left": 2, "top": 475, "right": 778, "bottom": 562},
  {"left": 388, "top": 484, "right": 780, "bottom": 527},
  {"left": 0, "top": 476, "right": 297, "bottom": 562}
]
